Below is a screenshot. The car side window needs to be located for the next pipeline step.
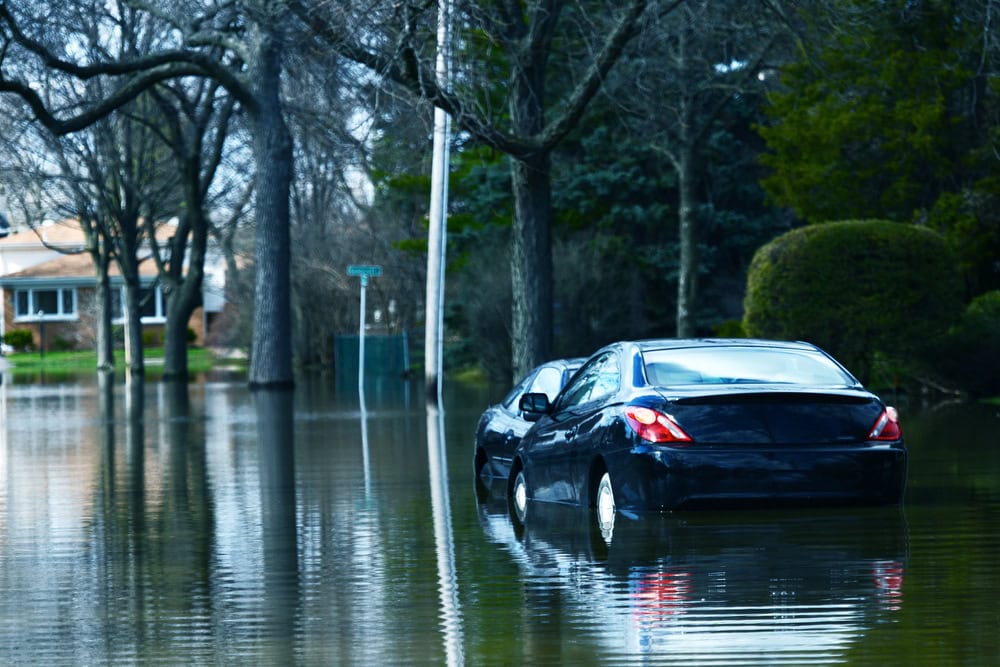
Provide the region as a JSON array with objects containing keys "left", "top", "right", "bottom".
[
  {"left": 502, "top": 371, "right": 535, "bottom": 409},
  {"left": 527, "top": 366, "right": 563, "bottom": 401},
  {"left": 557, "top": 352, "right": 619, "bottom": 410},
  {"left": 590, "top": 357, "right": 620, "bottom": 402}
]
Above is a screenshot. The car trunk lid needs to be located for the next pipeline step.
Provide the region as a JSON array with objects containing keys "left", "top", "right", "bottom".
[{"left": 653, "top": 386, "right": 884, "bottom": 445}]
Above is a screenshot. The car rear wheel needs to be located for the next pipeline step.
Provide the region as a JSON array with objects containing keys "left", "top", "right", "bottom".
[
  {"left": 512, "top": 470, "right": 529, "bottom": 523},
  {"left": 596, "top": 471, "right": 615, "bottom": 541}
]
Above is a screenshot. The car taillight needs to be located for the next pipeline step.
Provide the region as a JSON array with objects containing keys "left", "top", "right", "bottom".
[
  {"left": 624, "top": 406, "right": 693, "bottom": 444},
  {"left": 868, "top": 406, "right": 902, "bottom": 440}
]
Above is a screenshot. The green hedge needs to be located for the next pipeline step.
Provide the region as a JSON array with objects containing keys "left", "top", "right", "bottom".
[
  {"left": 3, "top": 328, "right": 35, "bottom": 351},
  {"left": 743, "top": 220, "right": 963, "bottom": 382}
]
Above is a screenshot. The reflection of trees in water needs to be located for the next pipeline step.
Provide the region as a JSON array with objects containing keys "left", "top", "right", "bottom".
[
  {"left": 254, "top": 389, "right": 299, "bottom": 658},
  {"left": 87, "top": 382, "right": 302, "bottom": 661},
  {"left": 89, "top": 379, "right": 217, "bottom": 660}
]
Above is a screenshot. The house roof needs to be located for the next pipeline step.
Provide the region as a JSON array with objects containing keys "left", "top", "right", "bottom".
[
  {"left": 0, "top": 218, "right": 179, "bottom": 286},
  {"left": 0, "top": 247, "right": 161, "bottom": 286},
  {"left": 0, "top": 218, "right": 179, "bottom": 248},
  {"left": 0, "top": 219, "right": 88, "bottom": 249},
  {"left": 0, "top": 247, "right": 163, "bottom": 287},
  {"left": 2, "top": 251, "right": 95, "bottom": 280}
]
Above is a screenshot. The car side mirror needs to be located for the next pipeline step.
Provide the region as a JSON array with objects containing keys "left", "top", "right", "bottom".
[{"left": 519, "top": 392, "right": 551, "bottom": 421}]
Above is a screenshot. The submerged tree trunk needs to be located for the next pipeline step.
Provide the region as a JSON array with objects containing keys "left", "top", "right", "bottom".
[
  {"left": 248, "top": 27, "right": 294, "bottom": 388},
  {"left": 94, "top": 257, "right": 114, "bottom": 371},
  {"left": 162, "top": 189, "right": 209, "bottom": 383},
  {"left": 122, "top": 278, "right": 145, "bottom": 381},
  {"left": 161, "top": 225, "right": 205, "bottom": 382},
  {"left": 162, "top": 233, "right": 206, "bottom": 381},
  {"left": 79, "top": 219, "right": 115, "bottom": 371},
  {"left": 162, "top": 308, "right": 191, "bottom": 381},
  {"left": 114, "top": 208, "right": 146, "bottom": 382}
]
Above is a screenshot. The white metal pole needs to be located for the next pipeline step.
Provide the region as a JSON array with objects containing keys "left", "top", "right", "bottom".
[
  {"left": 424, "top": 0, "right": 452, "bottom": 407},
  {"left": 358, "top": 274, "right": 367, "bottom": 406}
]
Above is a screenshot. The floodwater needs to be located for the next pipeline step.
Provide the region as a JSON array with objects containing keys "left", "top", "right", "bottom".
[{"left": 0, "top": 372, "right": 997, "bottom": 665}]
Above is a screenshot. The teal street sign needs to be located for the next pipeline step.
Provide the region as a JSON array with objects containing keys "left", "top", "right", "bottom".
[
  {"left": 347, "top": 264, "right": 382, "bottom": 277},
  {"left": 348, "top": 264, "right": 382, "bottom": 403}
]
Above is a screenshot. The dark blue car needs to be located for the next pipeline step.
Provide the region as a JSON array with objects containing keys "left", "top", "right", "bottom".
[
  {"left": 475, "top": 357, "right": 584, "bottom": 481},
  {"left": 509, "top": 339, "right": 907, "bottom": 524}
]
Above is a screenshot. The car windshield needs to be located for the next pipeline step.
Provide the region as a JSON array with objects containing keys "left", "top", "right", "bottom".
[{"left": 642, "top": 346, "right": 857, "bottom": 387}]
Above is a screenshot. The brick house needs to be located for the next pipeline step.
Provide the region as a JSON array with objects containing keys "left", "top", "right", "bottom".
[{"left": 0, "top": 219, "right": 227, "bottom": 352}]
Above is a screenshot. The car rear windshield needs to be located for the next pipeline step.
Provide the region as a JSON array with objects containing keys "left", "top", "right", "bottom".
[{"left": 642, "top": 346, "right": 857, "bottom": 387}]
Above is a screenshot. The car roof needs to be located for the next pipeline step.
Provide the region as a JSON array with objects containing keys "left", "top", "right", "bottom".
[
  {"left": 544, "top": 356, "right": 586, "bottom": 368},
  {"left": 631, "top": 338, "right": 821, "bottom": 353}
]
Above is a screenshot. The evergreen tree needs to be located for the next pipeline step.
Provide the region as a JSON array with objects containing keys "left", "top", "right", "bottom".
[{"left": 758, "top": 0, "right": 1000, "bottom": 294}]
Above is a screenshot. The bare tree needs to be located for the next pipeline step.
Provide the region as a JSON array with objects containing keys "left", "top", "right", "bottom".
[
  {"left": 0, "top": 110, "right": 120, "bottom": 368},
  {"left": 605, "top": 1, "right": 788, "bottom": 336},
  {"left": 0, "top": 3, "right": 181, "bottom": 376},
  {"left": 0, "top": 0, "right": 308, "bottom": 387},
  {"left": 147, "top": 78, "right": 239, "bottom": 381},
  {"left": 295, "top": 0, "right": 673, "bottom": 381},
  {"left": 284, "top": 46, "right": 368, "bottom": 367}
]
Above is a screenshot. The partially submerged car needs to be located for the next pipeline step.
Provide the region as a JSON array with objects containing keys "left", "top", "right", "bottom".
[
  {"left": 508, "top": 339, "right": 907, "bottom": 522},
  {"left": 474, "top": 357, "right": 584, "bottom": 481}
]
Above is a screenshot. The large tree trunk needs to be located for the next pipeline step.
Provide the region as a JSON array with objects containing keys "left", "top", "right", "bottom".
[
  {"left": 122, "top": 279, "right": 145, "bottom": 382},
  {"left": 117, "top": 214, "right": 146, "bottom": 381},
  {"left": 248, "top": 28, "right": 294, "bottom": 389},
  {"left": 510, "top": 152, "right": 553, "bottom": 382},
  {"left": 162, "top": 310, "right": 191, "bottom": 382},
  {"left": 76, "top": 214, "right": 115, "bottom": 371},
  {"left": 163, "top": 199, "right": 208, "bottom": 383},
  {"left": 508, "top": 23, "right": 553, "bottom": 384},
  {"left": 162, "top": 224, "right": 204, "bottom": 382}
]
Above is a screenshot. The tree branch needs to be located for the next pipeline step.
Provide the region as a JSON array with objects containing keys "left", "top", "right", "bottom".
[
  {"left": 0, "top": 3, "right": 255, "bottom": 118},
  {"left": 538, "top": 0, "right": 662, "bottom": 152},
  {"left": 290, "top": 0, "right": 545, "bottom": 157},
  {"left": 0, "top": 60, "right": 240, "bottom": 134}
]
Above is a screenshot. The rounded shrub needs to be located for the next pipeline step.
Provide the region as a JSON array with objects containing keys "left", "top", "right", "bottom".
[
  {"left": 3, "top": 328, "right": 35, "bottom": 351},
  {"left": 743, "top": 220, "right": 963, "bottom": 382}
]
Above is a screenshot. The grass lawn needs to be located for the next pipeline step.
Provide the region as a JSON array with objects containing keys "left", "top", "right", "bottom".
[{"left": 0, "top": 347, "right": 228, "bottom": 376}]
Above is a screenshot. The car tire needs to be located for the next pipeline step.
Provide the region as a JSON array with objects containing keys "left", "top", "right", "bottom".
[
  {"left": 512, "top": 470, "right": 529, "bottom": 523},
  {"left": 596, "top": 471, "right": 615, "bottom": 542}
]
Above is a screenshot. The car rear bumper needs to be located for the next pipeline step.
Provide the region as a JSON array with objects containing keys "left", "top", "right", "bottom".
[{"left": 615, "top": 444, "right": 907, "bottom": 511}]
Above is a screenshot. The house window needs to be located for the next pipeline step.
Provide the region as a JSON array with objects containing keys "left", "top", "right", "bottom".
[
  {"left": 14, "top": 288, "right": 77, "bottom": 319},
  {"left": 111, "top": 286, "right": 165, "bottom": 323}
]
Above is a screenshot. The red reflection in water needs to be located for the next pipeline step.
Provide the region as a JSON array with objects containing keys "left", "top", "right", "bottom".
[
  {"left": 872, "top": 560, "right": 905, "bottom": 611},
  {"left": 632, "top": 570, "right": 693, "bottom": 622}
]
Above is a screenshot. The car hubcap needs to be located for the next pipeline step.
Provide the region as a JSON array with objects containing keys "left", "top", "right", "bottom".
[
  {"left": 596, "top": 472, "right": 615, "bottom": 541},
  {"left": 513, "top": 472, "right": 527, "bottom": 519}
]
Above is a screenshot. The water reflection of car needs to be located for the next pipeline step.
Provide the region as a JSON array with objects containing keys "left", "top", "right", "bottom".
[
  {"left": 474, "top": 357, "right": 584, "bottom": 480},
  {"left": 509, "top": 339, "right": 907, "bottom": 521},
  {"left": 476, "top": 482, "right": 908, "bottom": 662}
]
